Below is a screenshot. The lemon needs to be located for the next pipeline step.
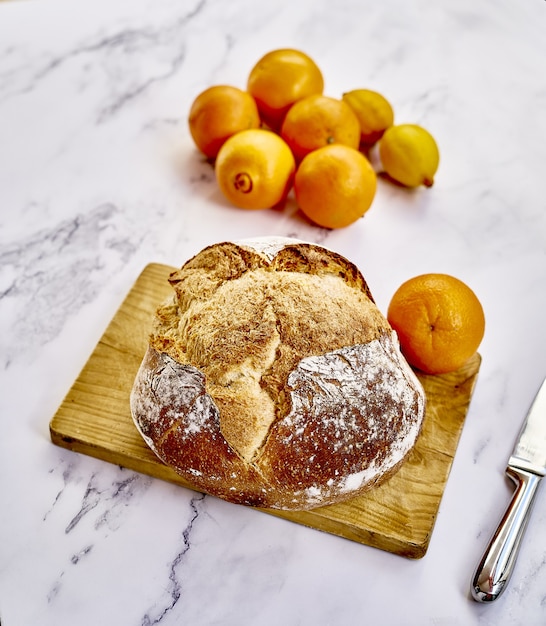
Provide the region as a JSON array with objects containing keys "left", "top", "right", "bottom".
[
  {"left": 342, "top": 89, "right": 394, "bottom": 145},
  {"left": 215, "top": 129, "right": 295, "bottom": 210},
  {"left": 379, "top": 124, "right": 439, "bottom": 188}
]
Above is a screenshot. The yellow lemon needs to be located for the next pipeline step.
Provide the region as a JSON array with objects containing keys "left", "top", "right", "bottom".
[
  {"left": 379, "top": 124, "right": 440, "bottom": 188},
  {"left": 215, "top": 129, "right": 296, "bottom": 210},
  {"left": 342, "top": 88, "right": 394, "bottom": 145}
]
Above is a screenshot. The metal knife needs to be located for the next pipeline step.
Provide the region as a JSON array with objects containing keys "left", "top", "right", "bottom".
[{"left": 471, "top": 376, "right": 546, "bottom": 602}]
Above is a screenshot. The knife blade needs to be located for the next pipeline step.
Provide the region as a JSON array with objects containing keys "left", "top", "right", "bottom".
[{"left": 471, "top": 376, "right": 546, "bottom": 603}]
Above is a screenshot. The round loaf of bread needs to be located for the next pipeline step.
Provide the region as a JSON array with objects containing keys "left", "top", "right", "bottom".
[{"left": 130, "top": 237, "right": 426, "bottom": 510}]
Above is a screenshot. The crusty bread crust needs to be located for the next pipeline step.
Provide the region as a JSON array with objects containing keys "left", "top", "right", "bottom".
[{"left": 130, "top": 239, "right": 426, "bottom": 510}]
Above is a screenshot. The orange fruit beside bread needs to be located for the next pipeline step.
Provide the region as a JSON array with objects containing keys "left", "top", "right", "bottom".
[
  {"left": 247, "top": 48, "right": 324, "bottom": 131},
  {"left": 188, "top": 85, "right": 261, "bottom": 159},
  {"left": 215, "top": 129, "right": 296, "bottom": 210},
  {"left": 281, "top": 94, "right": 361, "bottom": 162},
  {"left": 294, "top": 144, "right": 377, "bottom": 229},
  {"left": 387, "top": 273, "right": 485, "bottom": 374}
]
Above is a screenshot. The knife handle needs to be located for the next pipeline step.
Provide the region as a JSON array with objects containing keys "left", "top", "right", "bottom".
[{"left": 471, "top": 467, "right": 542, "bottom": 602}]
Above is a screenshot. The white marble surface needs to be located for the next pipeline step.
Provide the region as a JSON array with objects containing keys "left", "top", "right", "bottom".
[{"left": 1, "top": 0, "right": 545, "bottom": 624}]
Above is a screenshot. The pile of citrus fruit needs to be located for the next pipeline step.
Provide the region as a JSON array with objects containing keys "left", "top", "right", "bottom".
[
  {"left": 188, "top": 48, "right": 440, "bottom": 229},
  {"left": 187, "top": 48, "right": 484, "bottom": 374}
]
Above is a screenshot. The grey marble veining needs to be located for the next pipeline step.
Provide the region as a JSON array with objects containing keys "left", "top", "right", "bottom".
[{"left": 1, "top": 0, "right": 546, "bottom": 624}]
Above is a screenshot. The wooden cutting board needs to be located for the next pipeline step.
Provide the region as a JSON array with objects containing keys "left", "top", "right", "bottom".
[{"left": 50, "top": 263, "right": 481, "bottom": 558}]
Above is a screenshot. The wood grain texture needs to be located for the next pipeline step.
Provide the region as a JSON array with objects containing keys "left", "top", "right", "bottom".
[{"left": 49, "top": 263, "right": 481, "bottom": 558}]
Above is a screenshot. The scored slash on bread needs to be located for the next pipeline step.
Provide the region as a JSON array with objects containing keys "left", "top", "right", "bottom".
[{"left": 130, "top": 238, "right": 426, "bottom": 510}]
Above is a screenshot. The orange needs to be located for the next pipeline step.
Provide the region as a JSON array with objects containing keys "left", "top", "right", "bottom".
[
  {"left": 215, "top": 129, "right": 296, "bottom": 210},
  {"left": 280, "top": 94, "right": 361, "bottom": 162},
  {"left": 387, "top": 273, "right": 485, "bottom": 375},
  {"left": 188, "top": 85, "right": 261, "bottom": 159},
  {"left": 294, "top": 144, "right": 377, "bottom": 229},
  {"left": 247, "top": 48, "right": 324, "bottom": 131}
]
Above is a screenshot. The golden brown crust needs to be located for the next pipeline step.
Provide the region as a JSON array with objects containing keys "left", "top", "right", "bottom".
[{"left": 130, "top": 239, "right": 426, "bottom": 510}]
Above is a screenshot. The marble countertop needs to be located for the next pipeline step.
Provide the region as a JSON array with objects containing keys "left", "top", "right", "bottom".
[{"left": 1, "top": 0, "right": 546, "bottom": 624}]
